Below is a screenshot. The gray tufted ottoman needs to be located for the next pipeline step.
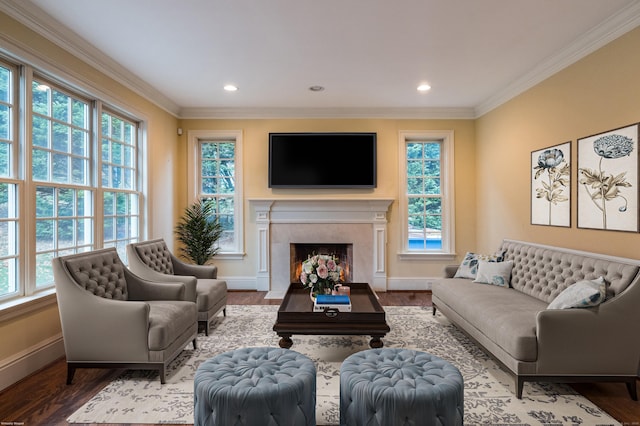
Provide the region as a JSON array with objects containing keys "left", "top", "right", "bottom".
[
  {"left": 194, "top": 347, "right": 316, "bottom": 426},
  {"left": 340, "top": 348, "right": 464, "bottom": 426}
]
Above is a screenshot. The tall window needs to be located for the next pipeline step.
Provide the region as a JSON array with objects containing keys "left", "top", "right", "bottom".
[
  {"left": 32, "top": 78, "right": 93, "bottom": 287},
  {"left": 101, "top": 111, "right": 140, "bottom": 259},
  {"left": 189, "top": 130, "right": 243, "bottom": 258},
  {"left": 0, "top": 57, "right": 144, "bottom": 305},
  {"left": 0, "top": 62, "right": 18, "bottom": 300},
  {"left": 399, "top": 131, "right": 455, "bottom": 258}
]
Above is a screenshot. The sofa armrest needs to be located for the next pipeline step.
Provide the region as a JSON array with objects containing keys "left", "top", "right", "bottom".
[
  {"left": 536, "top": 283, "right": 640, "bottom": 376},
  {"left": 443, "top": 265, "right": 459, "bottom": 278},
  {"left": 171, "top": 253, "right": 218, "bottom": 279}
]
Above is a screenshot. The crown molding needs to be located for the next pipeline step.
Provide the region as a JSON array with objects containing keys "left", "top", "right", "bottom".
[
  {"left": 475, "top": 1, "right": 640, "bottom": 118},
  {"left": 3, "top": 0, "right": 640, "bottom": 120},
  {"left": 0, "top": 0, "right": 181, "bottom": 117},
  {"left": 178, "top": 106, "right": 477, "bottom": 120}
]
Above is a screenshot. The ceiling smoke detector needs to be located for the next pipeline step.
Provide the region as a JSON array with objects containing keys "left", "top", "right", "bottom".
[{"left": 309, "top": 85, "right": 325, "bottom": 92}]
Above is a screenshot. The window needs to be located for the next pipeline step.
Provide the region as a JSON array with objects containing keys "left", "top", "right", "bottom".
[
  {"left": 398, "top": 131, "right": 455, "bottom": 259},
  {"left": 0, "top": 57, "right": 144, "bottom": 306},
  {"left": 101, "top": 111, "right": 140, "bottom": 260},
  {"left": 32, "top": 78, "right": 93, "bottom": 287},
  {"left": 188, "top": 130, "right": 243, "bottom": 258},
  {"left": 0, "top": 61, "right": 18, "bottom": 300}
]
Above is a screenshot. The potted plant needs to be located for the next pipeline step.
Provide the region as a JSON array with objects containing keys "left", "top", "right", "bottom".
[{"left": 174, "top": 199, "right": 223, "bottom": 265}]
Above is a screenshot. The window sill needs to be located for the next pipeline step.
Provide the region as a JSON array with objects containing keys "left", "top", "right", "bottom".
[
  {"left": 398, "top": 251, "right": 457, "bottom": 261},
  {"left": 0, "top": 288, "right": 58, "bottom": 322},
  {"left": 215, "top": 252, "right": 245, "bottom": 260}
]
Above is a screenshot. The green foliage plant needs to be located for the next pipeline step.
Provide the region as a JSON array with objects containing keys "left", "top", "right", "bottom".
[{"left": 174, "top": 199, "right": 223, "bottom": 265}]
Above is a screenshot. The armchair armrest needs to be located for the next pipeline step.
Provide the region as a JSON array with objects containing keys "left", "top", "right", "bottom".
[
  {"left": 171, "top": 253, "right": 218, "bottom": 279},
  {"left": 124, "top": 267, "right": 189, "bottom": 301}
]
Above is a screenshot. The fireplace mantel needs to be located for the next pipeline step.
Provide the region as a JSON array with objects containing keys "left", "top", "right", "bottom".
[{"left": 249, "top": 199, "right": 394, "bottom": 298}]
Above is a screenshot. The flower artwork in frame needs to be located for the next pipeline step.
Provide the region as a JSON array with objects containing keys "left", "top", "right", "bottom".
[
  {"left": 531, "top": 142, "right": 571, "bottom": 227},
  {"left": 577, "top": 123, "right": 639, "bottom": 232}
]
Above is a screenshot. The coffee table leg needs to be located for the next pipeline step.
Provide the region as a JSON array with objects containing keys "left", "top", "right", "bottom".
[
  {"left": 369, "top": 336, "right": 384, "bottom": 348},
  {"left": 278, "top": 334, "right": 293, "bottom": 349}
]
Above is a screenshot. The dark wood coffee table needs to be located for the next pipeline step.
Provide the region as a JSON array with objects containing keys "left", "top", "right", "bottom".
[{"left": 273, "top": 282, "right": 390, "bottom": 349}]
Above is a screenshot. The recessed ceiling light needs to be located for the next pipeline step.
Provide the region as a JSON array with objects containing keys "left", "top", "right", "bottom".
[
  {"left": 224, "top": 84, "right": 238, "bottom": 92},
  {"left": 417, "top": 84, "right": 431, "bottom": 92},
  {"left": 309, "top": 85, "right": 325, "bottom": 92}
]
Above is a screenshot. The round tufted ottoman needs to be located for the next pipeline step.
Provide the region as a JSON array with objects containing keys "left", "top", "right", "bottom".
[
  {"left": 194, "top": 347, "right": 316, "bottom": 426},
  {"left": 340, "top": 348, "right": 463, "bottom": 426}
]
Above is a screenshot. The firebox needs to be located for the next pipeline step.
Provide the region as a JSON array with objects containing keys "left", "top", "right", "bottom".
[{"left": 290, "top": 243, "right": 353, "bottom": 284}]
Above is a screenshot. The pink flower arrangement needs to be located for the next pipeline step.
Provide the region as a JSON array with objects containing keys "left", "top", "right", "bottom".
[{"left": 300, "top": 254, "right": 342, "bottom": 296}]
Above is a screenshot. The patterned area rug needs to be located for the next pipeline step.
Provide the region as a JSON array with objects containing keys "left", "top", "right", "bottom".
[{"left": 67, "top": 305, "right": 619, "bottom": 425}]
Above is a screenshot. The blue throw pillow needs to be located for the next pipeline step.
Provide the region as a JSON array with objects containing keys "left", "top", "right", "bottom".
[
  {"left": 454, "top": 250, "right": 506, "bottom": 279},
  {"left": 547, "top": 277, "right": 606, "bottom": 309}
]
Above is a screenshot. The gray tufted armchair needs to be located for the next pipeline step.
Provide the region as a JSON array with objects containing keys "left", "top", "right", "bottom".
[
  {"left": 52, "top": 247, "right": 198, "bottom": 384},
  {"left": 126, "top": 239, "right": 227, "bottom": 335}
]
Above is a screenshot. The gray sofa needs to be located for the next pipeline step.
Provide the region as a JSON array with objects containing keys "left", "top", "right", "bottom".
[
  {"left": 432, "top": 239, "right": 640, "bottom": 399},
  {"left": 53, "top": 248, "right": 198, "bottom": 384}
]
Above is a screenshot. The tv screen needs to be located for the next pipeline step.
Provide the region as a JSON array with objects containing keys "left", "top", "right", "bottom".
[{"left": 269, "top": 132, "right": 377, "bottom": 188}]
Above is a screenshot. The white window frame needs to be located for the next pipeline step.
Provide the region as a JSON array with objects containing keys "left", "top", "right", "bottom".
[
  {"left": 187, "top": 129, "right": 244, "bottom": 259},
  {"left": 398, "top": 130, "right": 456, "bottom": 260}
]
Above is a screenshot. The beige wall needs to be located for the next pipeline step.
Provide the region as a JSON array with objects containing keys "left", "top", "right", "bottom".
[
  {"left": 178, "top": 118, "right": 477, "bottom": 279},
  {"left": 0, "top": 13, "right": 178, "bottom": 367},
  {"left": 475, "top": 27, "right": 640, "bottom": 257}
]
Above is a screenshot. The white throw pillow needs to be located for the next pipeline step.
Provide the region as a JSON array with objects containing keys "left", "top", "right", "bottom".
[
  {"left": 454, "top": 250, "right": 506, "bottom": 279},
  {"left": 547, "top": 277, "right": 606, "bottom": 310},
  {"left": 473, "top": 260, "right": 513, "bottom": 287}
]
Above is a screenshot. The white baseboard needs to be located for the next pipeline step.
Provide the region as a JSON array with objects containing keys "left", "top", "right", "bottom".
[
  {"left": 219, "top": 276, "right": 258, "bottom": 291},
  {"left": 0, "top": 333, "right": 65, "bottom": 392},
  {"left": 223, "top": 276, "right": 438, "bottom": 293},
  {"left": 386, "top": 277, "right": 438, "bottom": 291}
]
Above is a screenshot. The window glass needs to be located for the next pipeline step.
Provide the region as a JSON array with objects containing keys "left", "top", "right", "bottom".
[
  {"left": 101, "top": 111, "right": 140, "bottom": 260},
  {"left": 407, "top": 141, "right": 443, "bottom": 250},
  {"left": 200, "top": 140, "right": 236, "bottom": 251}
]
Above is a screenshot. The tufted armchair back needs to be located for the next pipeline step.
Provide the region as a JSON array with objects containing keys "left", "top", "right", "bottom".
[
  {"left": 132, "top": 239, "right": 175, "bottom": 275},
  {"left": 61, "top": 248, "right": 129, "bottom": 300},
  {"left": 500, "top": 240, "right": 640, "bottom": 303}
]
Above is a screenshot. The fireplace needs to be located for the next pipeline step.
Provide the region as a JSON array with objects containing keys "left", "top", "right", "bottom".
[
  {"left": 290, "top": 243, "right": 353, "bottom": 284},
  {"left": 250, "top": 199, "right": 393, "bottom": 298}
]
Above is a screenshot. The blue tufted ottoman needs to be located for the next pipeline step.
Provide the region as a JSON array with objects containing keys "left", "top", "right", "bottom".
[
  {"left": 194, "top": 347, "right": 316, "bottom": 426},
  {"left": 340, "top": 348, "right": 464, "bottom": 426}
]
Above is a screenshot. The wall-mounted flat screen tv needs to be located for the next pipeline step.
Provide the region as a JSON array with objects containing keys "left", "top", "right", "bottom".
[{"left": 269, "top": 132, "right": 377, "bottom": 188}]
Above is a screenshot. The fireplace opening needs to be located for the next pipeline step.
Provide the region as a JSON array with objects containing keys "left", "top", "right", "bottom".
[{"left": 290, "top": 243, "right": 353, "bottom": 284}]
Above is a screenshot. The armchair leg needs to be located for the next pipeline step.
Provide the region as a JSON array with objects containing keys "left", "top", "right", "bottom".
[
  {"left": 193, "top": 338, "right": 197, "bottom": 350},
  {"left": 159, "top": 366, "right": 166, "bottom": 384},
  {"left": 66, "top": 364, "right": 76, "bottom": 385},
  {"left": 626, "top": 378, "right": 638, "bottom": 400},
  {"left": 223, "top": 307, "right": 227, "bottom": 317}
]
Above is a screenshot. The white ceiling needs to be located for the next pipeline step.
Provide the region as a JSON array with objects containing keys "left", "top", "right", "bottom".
[{"left": 3, "top": 0, "right": 640, "bottom": 118}]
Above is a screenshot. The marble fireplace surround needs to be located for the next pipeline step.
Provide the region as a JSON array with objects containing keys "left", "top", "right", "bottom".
[{"left": 250, "top": 199, "right": 394, "bottom": 299}]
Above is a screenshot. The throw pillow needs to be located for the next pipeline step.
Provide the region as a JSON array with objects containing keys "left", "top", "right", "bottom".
[
  {"left": 454, "top": 250, "right": 506, "bottom": 279},
  {"left": 473, "top": 260, "right": 513, "bottom": 287},
  {"left": 547, "top": 277, "right": 606, "bottom": 310}
]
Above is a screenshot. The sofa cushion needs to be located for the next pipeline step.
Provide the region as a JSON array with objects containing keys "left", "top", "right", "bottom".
[
  {"left": 547, "top": 277, "right": 606, "bottom": 309},
  {"left": 147, "top": 300, "right": 197, "bottom": 350},
  {"left": 453, "top": 251, "right": 506, "bottom": 279},
  {"left": 433, "top": 279, "right": 546, "bottom": 362},
  {"left": 473, "top": 260, "right": 513, "bottom": 287}
]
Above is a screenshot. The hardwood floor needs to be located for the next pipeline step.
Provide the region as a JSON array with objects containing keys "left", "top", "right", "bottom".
[{"left": 1, "top": 290, "right": 639, "bottom": 425}]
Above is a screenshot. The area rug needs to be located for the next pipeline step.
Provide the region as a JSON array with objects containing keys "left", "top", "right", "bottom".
[{"left": 67, "top": 305, "right": 619, "bottom": 425}]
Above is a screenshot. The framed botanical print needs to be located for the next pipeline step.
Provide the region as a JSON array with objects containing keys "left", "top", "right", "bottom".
[
  {"left": 531, "top": 141, "right": 571, "bottom": 227},
  {"left": 577, "top": 123, "right": 639, "bottom": 232}
]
